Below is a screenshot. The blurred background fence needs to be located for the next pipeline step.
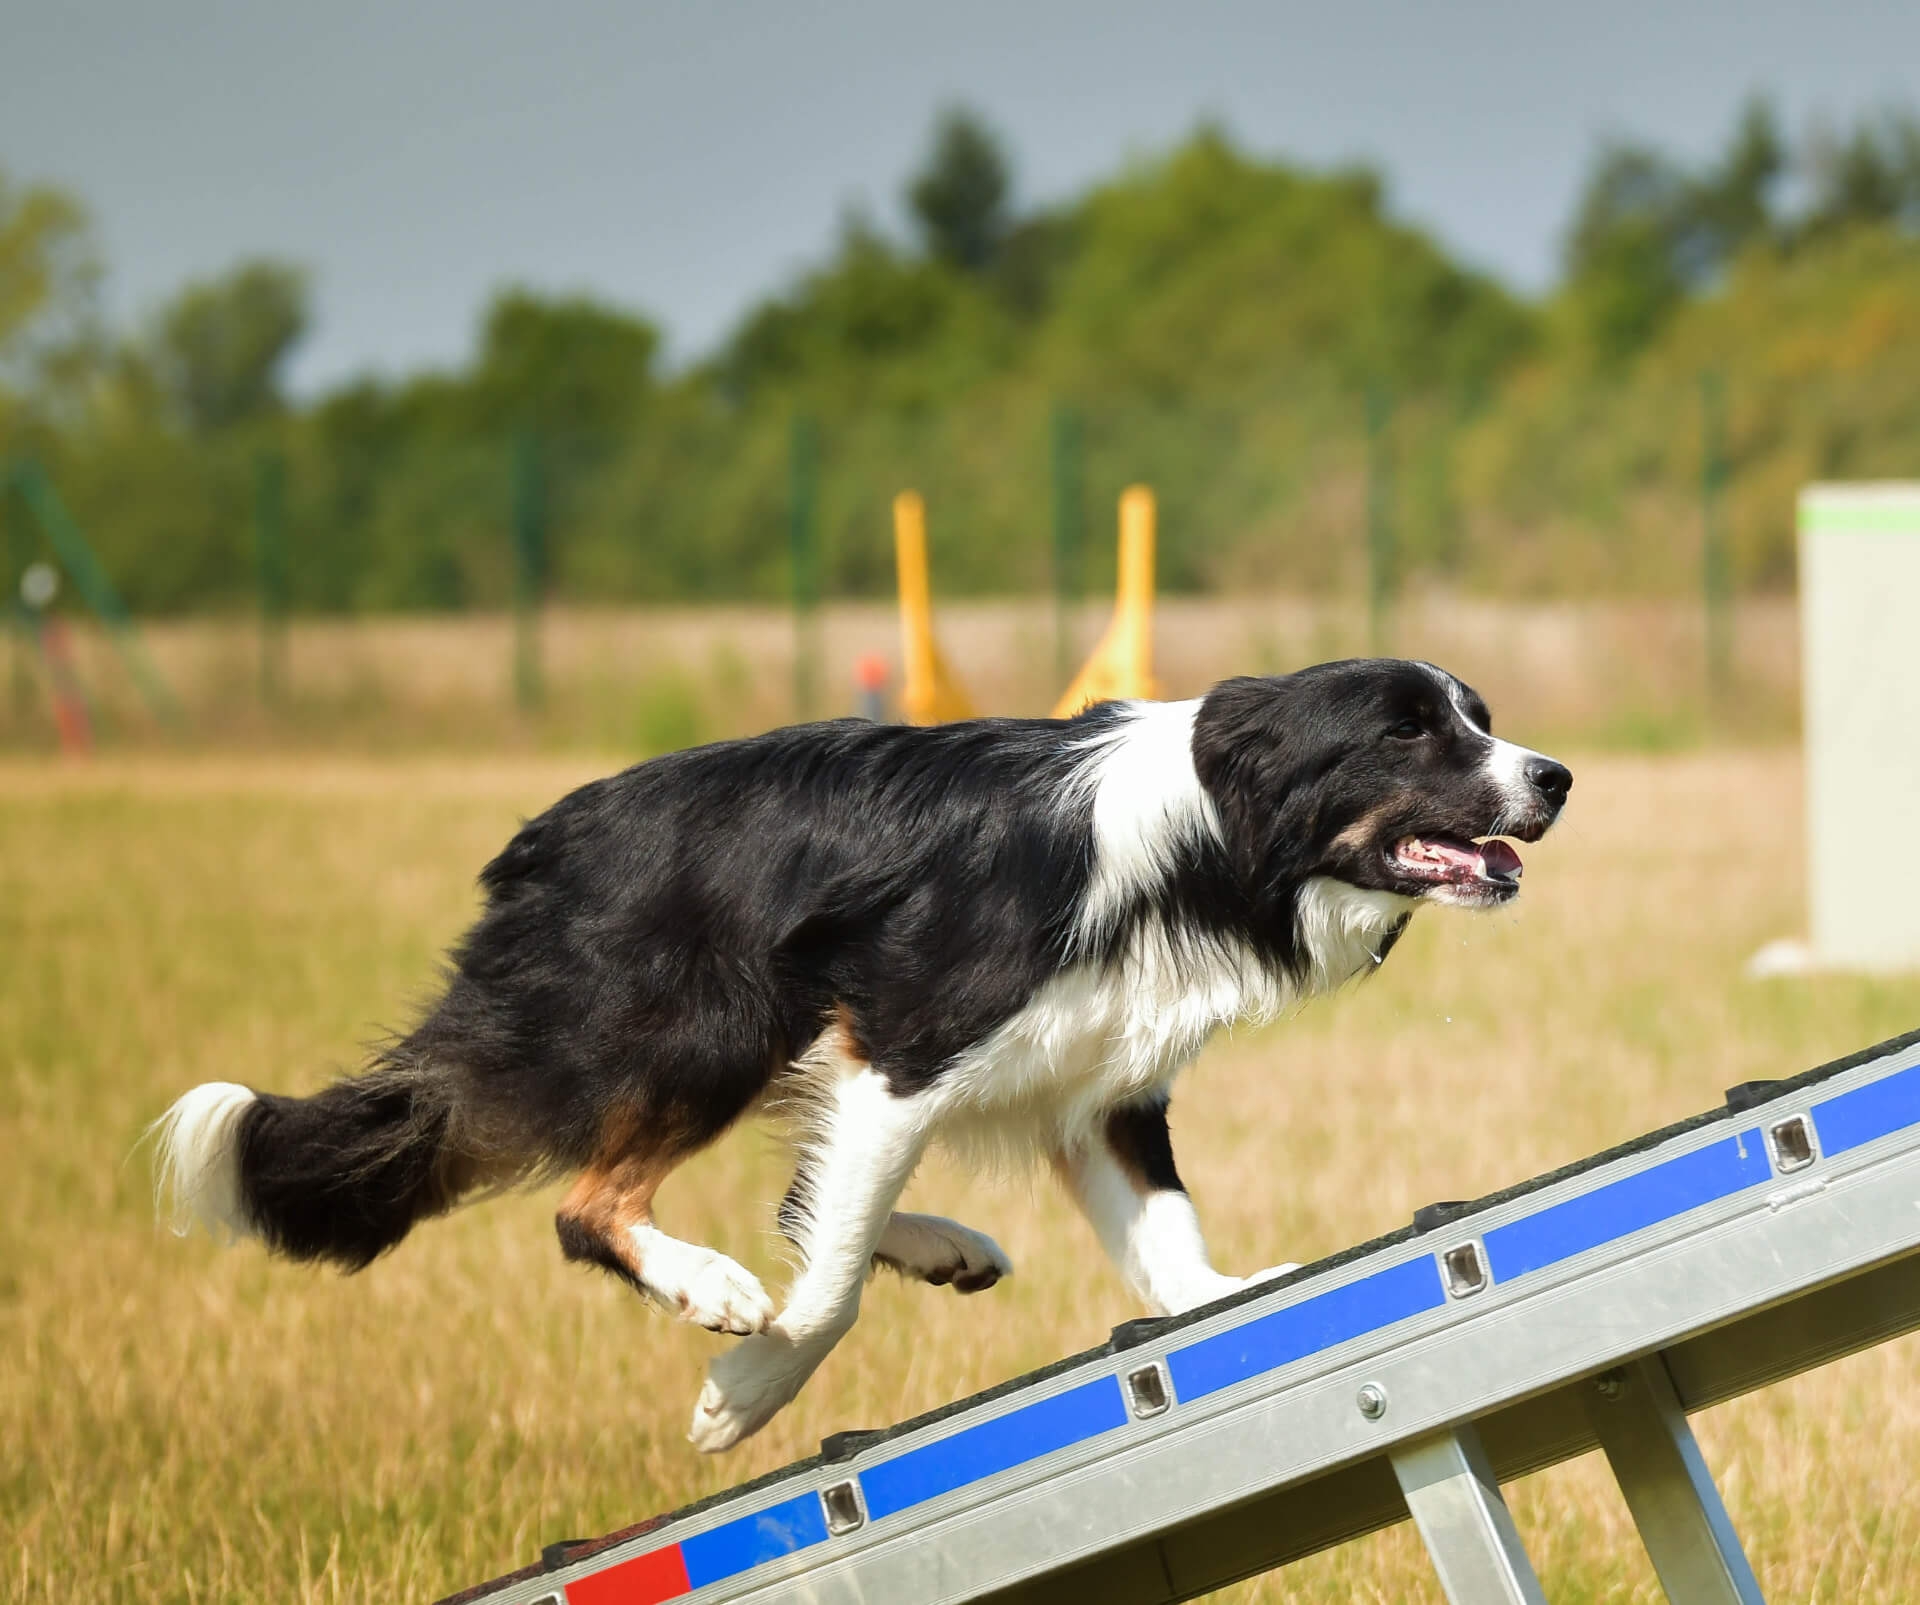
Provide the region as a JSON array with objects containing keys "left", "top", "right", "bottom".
[
  {"left": 3, "top": 367, "right": 1830, "bottom": 754},
  {"left": 4, "top": 369, "right": 1885, "bottom": 617},
  {"left": 0, "top": 363, "right": 1880, "bottom": 743}
]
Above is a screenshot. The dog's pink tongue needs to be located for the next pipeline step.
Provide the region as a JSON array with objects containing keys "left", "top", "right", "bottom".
[{"left": 1479, "top": 839, "right": 1523, "bottom": 878}]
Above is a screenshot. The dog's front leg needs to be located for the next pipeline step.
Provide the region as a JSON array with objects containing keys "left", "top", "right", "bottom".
[
  {"left": 689, "top": 1066, "right": 932, "bottom": 1452},
  {"left": 1055, "top": 1096, "right": 1297, "bottom": 1316}
]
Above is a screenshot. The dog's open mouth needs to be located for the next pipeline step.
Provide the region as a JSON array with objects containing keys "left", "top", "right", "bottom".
[{"left": 1391, "top": 836, "right": 1523, "bottom": 900}]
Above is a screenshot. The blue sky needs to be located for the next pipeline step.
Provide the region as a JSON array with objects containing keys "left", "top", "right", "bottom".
[{"left": 5, "top": 0, "right": 1917, "bottom": 393}]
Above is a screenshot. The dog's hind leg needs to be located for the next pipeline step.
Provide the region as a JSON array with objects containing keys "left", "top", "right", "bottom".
[
  {"left": 690, "top": 1062, "right": 933, "bottom": 1452},
  {"left": 555, "top": 1111, "right": 774, "bottom": 1337}
]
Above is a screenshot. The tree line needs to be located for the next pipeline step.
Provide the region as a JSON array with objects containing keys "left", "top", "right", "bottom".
[{"left": 3, "top": 99, "right": 1919, "bottom": 613}]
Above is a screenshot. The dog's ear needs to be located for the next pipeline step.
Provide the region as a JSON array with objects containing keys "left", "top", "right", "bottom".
[{"left": 1191, "top": 676, "right": 1330, "bottom": 906}]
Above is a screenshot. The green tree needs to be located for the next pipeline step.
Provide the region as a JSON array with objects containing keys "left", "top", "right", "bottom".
[
  {"left": 1562, "top": 144, "right": 1693, "bottom": 363},
  {"left": 468, "top": 288, "right": 658, "bottom": 439},
  {"left": 152, "top": 259, "right": 309, "bottom": 433},
  {"left": 718, "top": 214, "right": 1009, "bottom": 406},
  {"left": 1693, "top": 96, "right": 1786, "bottom": 268},
  {"left": 1561, "top": 98, "right": 1787, "bottom": 363},
  {"left": 0, "top": 169, "right": 101, "bottom": 399},
  {"left": 1801, "top": 106, "right": 1920, "bottom": 239},
  {"left": 908, "top": 108, "right": 1013, "bottom": 273},
  {"left": 1042, "top": 129, "right": 1531, "bottom": 398},
  {"left": 990, "top": 208, "right": 1081, "bottom": 322}
]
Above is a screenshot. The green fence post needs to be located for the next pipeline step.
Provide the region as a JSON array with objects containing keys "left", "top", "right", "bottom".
[
  {"left": 253, "top": 449, "right": 288, "bottom": 705},
  {"left": 511, "top": 431, "right": 545, "bottom": 712},
  {"left": 13, "top": 459, "right": 181, "bottom": 727},
  {"left": 1701, "top": 371, "right": 1732, "bottom": 704},
  {"left": 3, "top": 461, "right": 32, "bottom": 718},
  {"left": 1366, "top": 383, "right": 1396, "bottom": 654},
  {"left": 1050, "top": 404, "right": 1085, "bottom": 690},
  {"left": 789, "top": 414, "right": 821, "bottom": 721}
]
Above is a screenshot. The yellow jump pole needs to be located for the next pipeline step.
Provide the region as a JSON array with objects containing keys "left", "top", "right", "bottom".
[
  {"left": 1114, "top": 484, "right": 1155, "bottom": 697},
  {"left": 895, "top": 491, "right": 937, "bottom": 723},
  {"left": 893, "top": 491, "right": 976, "bottom": 725},
  {"left": 1052, "top": 484, "right": 1160, "bottom": 717}
]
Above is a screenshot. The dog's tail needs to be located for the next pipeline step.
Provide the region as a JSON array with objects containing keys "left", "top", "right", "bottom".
[{"left": 152, "top": 1048, "right": 500, "bottom": 1271}]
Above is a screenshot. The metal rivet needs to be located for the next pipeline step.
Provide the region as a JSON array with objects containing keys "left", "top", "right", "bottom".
[
  {"left": 820, "top": 1479, "right": 866, "bottom": 1536},
  {"left": 1356, "top": 1382, "right": 1388, "bottom": 1420},
  {"left": 1124, "top": 1362, "right": 1172, "bottom": 1419},
  {"left": 1593, "top": 1368, "right": 1627, "bottom": 1401},
  {"left": 1768, "top": 1114, "right": 1816, "bottom": 1174},
  {"left": 1442, "top": 1241, "right": 1488, "bottom": 1298}
]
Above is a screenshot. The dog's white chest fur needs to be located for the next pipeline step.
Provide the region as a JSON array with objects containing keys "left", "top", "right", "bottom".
[{"left": 936, "top": 701, "right": 1413, "bottom": 1154}]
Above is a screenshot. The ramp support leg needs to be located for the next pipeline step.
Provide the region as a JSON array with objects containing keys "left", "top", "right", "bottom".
[
  {"left": 1391, "top": 1423, "right": 1549, "bottom": 1605},
  {"left": 1585, "top": 1354, "right": 1767, "bottom": 1605}
]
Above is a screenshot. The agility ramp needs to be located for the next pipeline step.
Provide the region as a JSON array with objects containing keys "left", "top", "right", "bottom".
[{"left": 442, "top": 1029, "right": 1920, "bottom": 1605}]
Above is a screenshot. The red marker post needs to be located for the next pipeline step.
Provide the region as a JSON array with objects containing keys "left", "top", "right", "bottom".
[
  {"left": 853, "top": 652, "right": 890, "bottom": 722},
  {"left": 21, "top": 562, "right": 92, "bottom": 755}
]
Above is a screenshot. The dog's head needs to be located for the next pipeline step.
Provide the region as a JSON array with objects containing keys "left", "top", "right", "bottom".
[{"left": 1192, "top": 659, "right": 1570, "bottom": 913}]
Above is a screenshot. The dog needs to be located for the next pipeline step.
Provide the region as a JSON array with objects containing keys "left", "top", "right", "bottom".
[{"left": 154, "top": 658, "right": 1569, "bottom": 1452}]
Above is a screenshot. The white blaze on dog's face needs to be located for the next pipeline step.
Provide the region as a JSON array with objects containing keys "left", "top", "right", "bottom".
[
  {"left": 1194, "top": 659, "right": 1572, "bottom": 913},
  {"left": 1391, "top": 663, "right": 1572, "bottom": 906}
]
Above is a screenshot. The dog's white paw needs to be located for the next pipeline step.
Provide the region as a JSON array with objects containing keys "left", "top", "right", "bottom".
[
  {"left": 687, "top": 1333, "right": 818, "bottom": 1453},
  {"left": 1159, "top": 1262, "right": 1302, "bottom": 1315},
  {"left": 657, "top": 1248, "right": 775, "bottom": 1336},
  {"left": 873, "top": 1212, "right": 1013, "bottom": 1294}
]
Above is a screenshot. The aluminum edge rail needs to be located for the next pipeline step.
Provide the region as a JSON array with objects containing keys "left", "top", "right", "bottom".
[{"left": 446, "top": 1031, "right": 1920, "bottom": 1605}]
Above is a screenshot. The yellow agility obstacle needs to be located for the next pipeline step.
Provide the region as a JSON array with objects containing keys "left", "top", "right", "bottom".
[
  {"left": 1052, "top": 484, "right": 1159, "bottom": 717},
  {"left": 892, "top": 484, "right": 1158, "bottom": 724},
  {"left": 892, "top": 491, "right": 978, "bottom": 726}
]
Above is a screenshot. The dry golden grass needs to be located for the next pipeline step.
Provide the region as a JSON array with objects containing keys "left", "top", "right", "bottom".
[
  {"left": 8, "top": 594, "right": 1797, "bottom": 755},
  {"left": 6, "top": 747, "right": 1920, "bottom": 1604}
]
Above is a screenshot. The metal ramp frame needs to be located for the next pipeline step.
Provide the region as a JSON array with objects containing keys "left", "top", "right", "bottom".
[{"left": 442, "top": 1027, "right": 1920, "bottom": 1605}]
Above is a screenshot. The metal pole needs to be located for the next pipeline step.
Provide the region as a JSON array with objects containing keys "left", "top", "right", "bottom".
[
  {"left": 12, "top": 459, "right": 181, "bottom": 726},
  {"left": 3, "top": 461, "right": 33, "bottom": 719},
  {"left": 252, "top": 449, "right": 288, "bottom": 705},
  {"left": 789, "top": 414, "right": 820, "bottom": 721},
  {"left": 1584, "top": 1357, "right": 1767, "bottom": 1604},
  {"left": 1701, "top": 370, "right": 1733, "bottom": 704},
  {"left": 1392, "top": 1425, "right": 1550, "bottom": 1605},
  {"left": 1366, "top": 383, "right": 1395, "bottom": 656},
  {"left": 1050, "top": 404, "right": 1084, "bottom": 691},
  {"left": 511, "top": 431, "right": 544, "bottom": 712}
]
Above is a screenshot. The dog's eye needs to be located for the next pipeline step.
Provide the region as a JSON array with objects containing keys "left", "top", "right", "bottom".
[{"left": 1388, "top": 718, "right": 1424, "bottom": 741}]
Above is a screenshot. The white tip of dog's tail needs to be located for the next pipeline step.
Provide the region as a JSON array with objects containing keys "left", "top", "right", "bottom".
[{"left": 152, "top": 1081, "right": 259, "bottom": 1242}]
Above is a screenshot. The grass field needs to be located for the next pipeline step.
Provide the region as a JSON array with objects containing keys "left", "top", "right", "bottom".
[
  {"left": 7, "top": 746, "right": 1920, "bottom": 1604},
  {"left": 6, "top": 595, "right": 1797, "bottom": 755}
]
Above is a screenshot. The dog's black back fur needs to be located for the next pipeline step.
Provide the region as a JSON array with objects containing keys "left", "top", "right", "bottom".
[{"left": 417, "top": 712, "right": 1109, "bottom": 1164}]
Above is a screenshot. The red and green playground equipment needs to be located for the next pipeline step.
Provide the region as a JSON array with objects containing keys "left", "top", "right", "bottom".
[{"left": 3, "top": 458, "right": 181, "bottom": 750}]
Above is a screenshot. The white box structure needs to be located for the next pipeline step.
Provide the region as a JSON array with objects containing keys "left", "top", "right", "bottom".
[{"left": 1800, "top": 483, "right": 1920, "bottom": 970}]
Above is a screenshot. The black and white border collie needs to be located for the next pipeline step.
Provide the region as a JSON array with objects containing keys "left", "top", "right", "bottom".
[{"left": 155, "top": 659, "right": 1569, "bottom": 1452}]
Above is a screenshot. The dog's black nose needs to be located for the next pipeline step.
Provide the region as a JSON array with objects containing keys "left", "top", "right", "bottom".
[{"left": 1526, "top": 757, "right": 1572, "bottom": 807}]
